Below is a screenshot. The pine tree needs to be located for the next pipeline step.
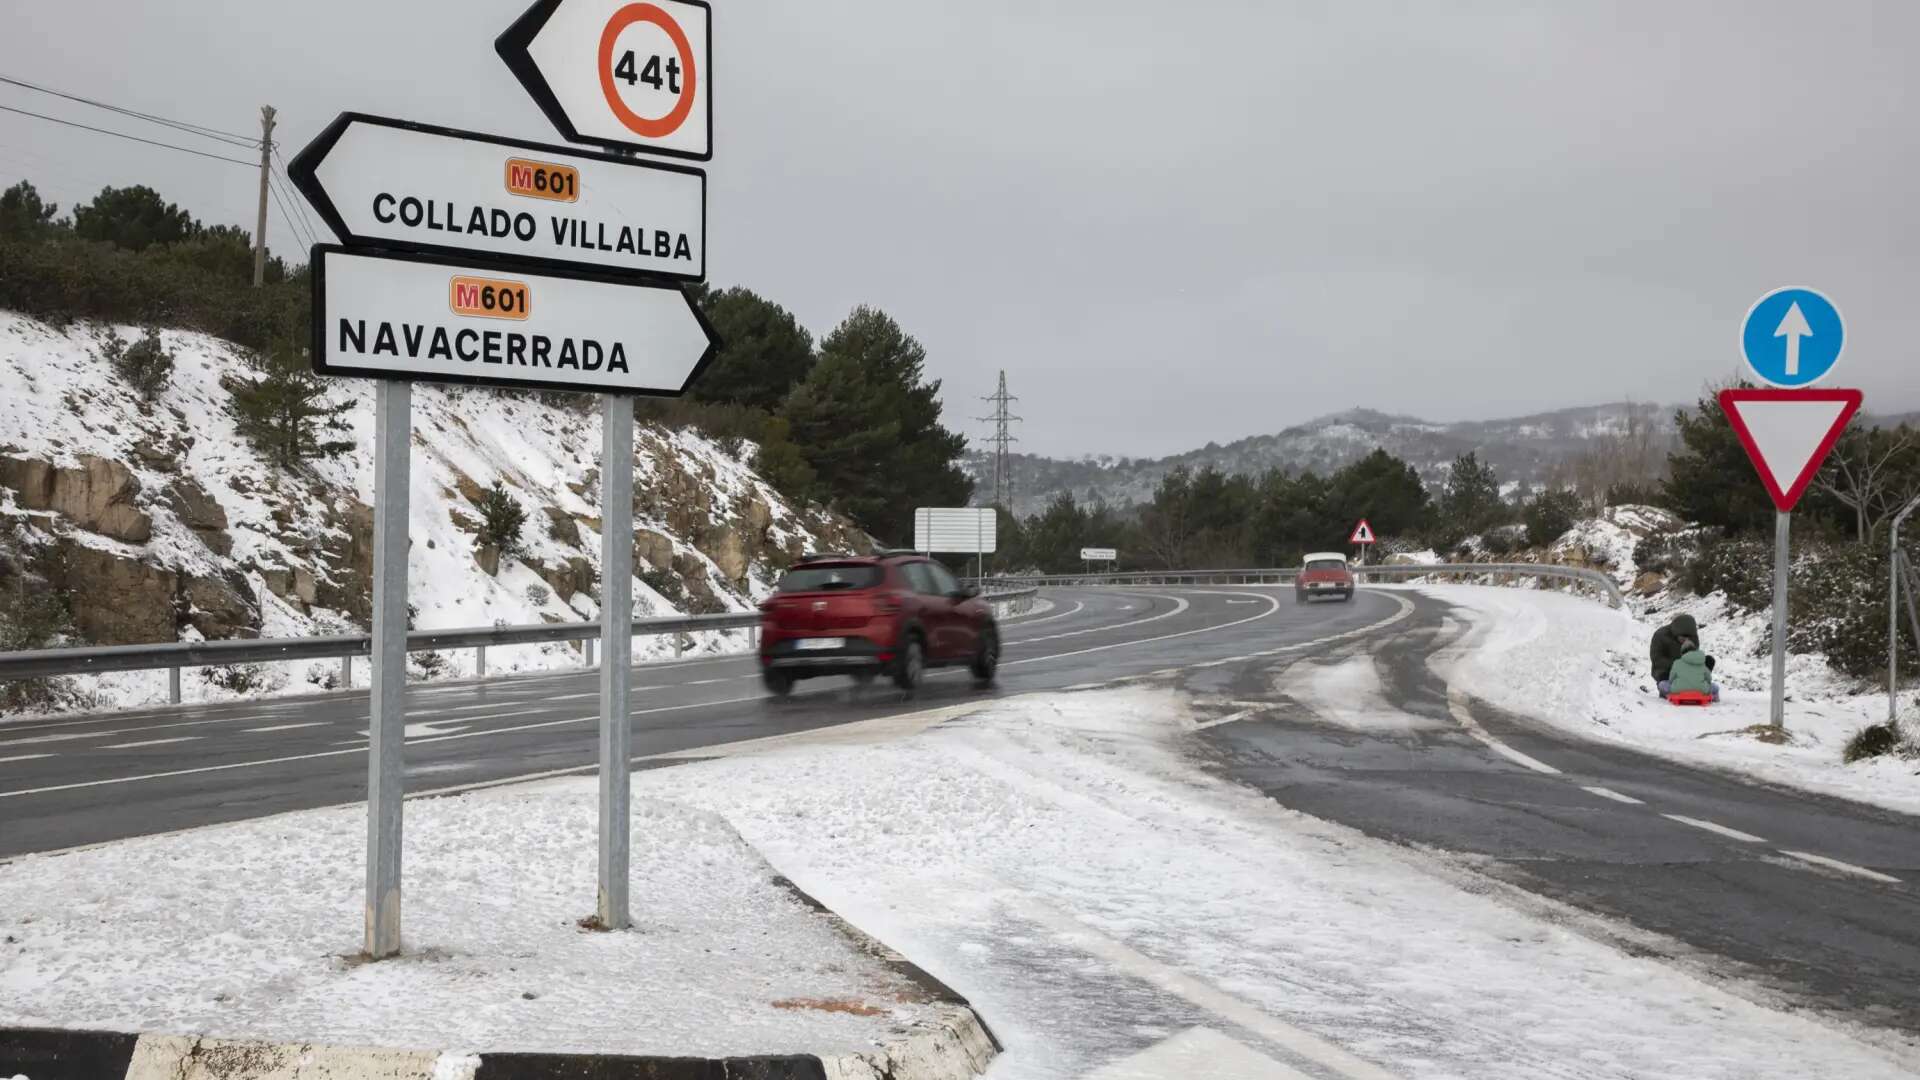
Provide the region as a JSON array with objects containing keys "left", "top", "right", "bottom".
[
  {"left": 1440, "top": 452, "right": 1506, "bottom": 536},
  {"left": 229, "top": 345, "right": 354, "bottom": 470},
  {"left": 691, "top": 287, "right": 815, "bottom": 411},
  {"left": 478, "top": 482, "right": 529, "bottom": 558},
  {"left": 778, "top": 306, "right": 970, "bottom": 543}
]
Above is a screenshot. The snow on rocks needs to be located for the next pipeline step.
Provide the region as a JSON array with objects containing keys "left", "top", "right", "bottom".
[
  {"left": 0, "top": 312, "right": 861, "bottom": 716},
  {"left": 0, "top": 792, "right": 976, "bottom": 1064},
  {"left": 1431, "top": 585, "right": 1920, "bottom": 816}
]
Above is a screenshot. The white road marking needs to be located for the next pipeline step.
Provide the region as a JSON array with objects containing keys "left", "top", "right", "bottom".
[
  {"left": 0, "top": 753, "right": 52, "bottom": 764},
  {"left": 0, "top": 730, "right": 111, "bottom": 747},
  {"left": 1083, "top": 1027, "right": 1317, "bottom": 1080},
  {"left": 1012, "top": 897, "right": 1397, "bottom": 1080},
  {"left": 1000, "top": 598, "right": 1085, "bottom": 628},
  {"left": 243, "top": 722, "right": 328, "bottom": 734},
  {"left": 1581, "top": 786, "right": 1644, "bottom": 805},
  {"left": 1192, "top": 706, "right": 1269, "bottom": 730},
  {"left": 1445, "top": 689, "right": 1560, "bottom": 775},
  {"left": 1226, "top": 599, "right": 1261, "bottom": 604},
  {"left": 1014, "top": 593, "right": 1193, "bottom": 646},
  {"left": 1776, "top": 850, "right": 1903, "bottom": 884},
  {"left": 100, "top": 736, "right": 200, "bottom": 750},
  {"left": 1662, "top": 814, "right": 1766, "bottom": 843}
]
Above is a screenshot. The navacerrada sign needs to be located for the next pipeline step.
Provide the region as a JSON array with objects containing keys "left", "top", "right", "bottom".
[{"left": 313, "top": 246, "right": 716, "bottom": 395}]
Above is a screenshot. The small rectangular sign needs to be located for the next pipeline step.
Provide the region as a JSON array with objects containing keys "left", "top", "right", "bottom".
[
  {"left": 914, "top": 507, "right": 997, "bottom": 554},
  {"left": 290, "top": 113, "right": 705, "bottom": 280},
  {"left": 312, "top": 246, "right": 716, "bottom": 396},
  {"left": 1079, "top": 547, "right": 1118, "bottom": 562}
]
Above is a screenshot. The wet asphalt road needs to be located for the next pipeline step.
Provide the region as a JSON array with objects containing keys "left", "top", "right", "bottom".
[{"left": 3, "top": 583, "right": 1916, "bottom": 1041}]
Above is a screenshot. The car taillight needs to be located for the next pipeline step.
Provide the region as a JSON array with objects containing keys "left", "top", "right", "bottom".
[{"left": 873, "top": 591, "right": 903, "bottom": 614}]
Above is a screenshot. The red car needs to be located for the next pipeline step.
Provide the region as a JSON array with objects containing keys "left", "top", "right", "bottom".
[
  {"left": 1295, "top": 551, "right": 1355, "bottom": 603},
  {"left": 757, "top": 553, "right": 1000, "bottom": 696}
]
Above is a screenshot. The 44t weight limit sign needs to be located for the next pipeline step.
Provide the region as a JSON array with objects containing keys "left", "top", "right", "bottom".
[{"left": 500, "top": 0, "right": 712, "bottom": 160}]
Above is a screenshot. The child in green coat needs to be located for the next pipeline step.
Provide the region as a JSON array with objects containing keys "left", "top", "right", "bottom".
[{"left": 1663, "top": 643, "right": 1720, "bottom": 701}]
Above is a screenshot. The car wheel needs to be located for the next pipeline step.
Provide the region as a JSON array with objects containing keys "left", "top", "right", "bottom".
[
  {"left": 892, "top": 634, "right": 924, "bottom": 693},
  {"left": 970, "top": 626, "right": 999, "bottom": 686},
  {"left": 762, "top": 670, "right": 794, "bottom": 697},
  {"left": 1342, "top": 590, "right": 1355, "bottom": 602}
]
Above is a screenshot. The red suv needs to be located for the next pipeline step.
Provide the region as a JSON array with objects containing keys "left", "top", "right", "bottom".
[{"left": 757, "top": 554, "right": 1000, "bottom": 696}]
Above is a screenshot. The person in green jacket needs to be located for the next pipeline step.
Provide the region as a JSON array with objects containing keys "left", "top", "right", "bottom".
[
  {"left": 1650, "top": 613, "right": 1718, "bottom": 700},
  {"left": 1665, "top": 646, "right": 1720, "bottom": 701}
]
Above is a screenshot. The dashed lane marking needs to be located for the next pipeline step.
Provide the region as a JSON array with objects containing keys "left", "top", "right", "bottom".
[
  {"left": 1581, "top": 786, "right": 1644, "bottom": 805},
  {"left": 1662, "top": 814, "right": 1766, "bottom": 843},
  {"left": 243, "top": 722, "right": 329, "bottom": 734},
  {"left": 100, "top": 736, "right": 200, "bottom": 750},
  {"left": 1192, "top": 706, "right": 1270, "bottom": 730},
  {"left": 1776, "top": 850, "right": 1903, "bottom": 884},
  {"left": 0, "top": 753, "right": 52, "bottom": 764}
]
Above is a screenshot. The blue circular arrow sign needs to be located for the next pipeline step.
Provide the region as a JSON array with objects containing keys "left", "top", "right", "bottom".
[{"left": 1741, "top": 287, "right": 1843, "bottom": 388}]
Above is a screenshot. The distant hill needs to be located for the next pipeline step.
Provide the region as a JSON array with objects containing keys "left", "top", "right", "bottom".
[
  {"left": 971, "top": 401, "right": 1920, "bottom": 514},
  {"left": 966, "top": 404, "right": 1671, "bottom": 512}
]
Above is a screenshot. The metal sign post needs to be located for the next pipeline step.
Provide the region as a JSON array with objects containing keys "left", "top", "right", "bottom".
[
  {"left": 365, "top": 380, "right": 411, "bottom": 958},
  {"left": 598, "top": 397, "right": 634, "bottom": 928},
  {"left": 1893, "top": 494, "right": 1920, "bottom": 721},
  {"left": 1726, "top": 287, "right": 1856, "bottom": 733}
]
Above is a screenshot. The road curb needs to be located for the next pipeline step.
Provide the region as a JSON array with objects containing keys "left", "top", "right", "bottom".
[{"left": 2, "top": 883, "right": 997, "bottom": 1080}]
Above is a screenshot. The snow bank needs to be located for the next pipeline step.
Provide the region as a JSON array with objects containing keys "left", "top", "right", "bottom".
[
  {"left": 1431, "top": 585, "right": 1920, "bottom": 816},
  {"left": 0, "top": 792, "right": 949, "bottom": 1057},
  {"left": 628, "top": 688, "right": 1914, "bottom": 1078}
]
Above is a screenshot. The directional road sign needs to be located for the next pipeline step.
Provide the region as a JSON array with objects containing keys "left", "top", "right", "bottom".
[
  {"left": 1080, "top": 547, "right": 1118, "bottom": 562},
  {"left": 311, "top": 246, "right": 717, "bottom": 396},
  {"left": 1741, "top": 287, "right": 1843, "bottom": 388},
  {"left": 913, "top": 507, "right": 997, "bottom": 554},
  {"left": 498, "top": 0, "right": 712, "bottom": 160},
  {"left": 289, "top": 113, "right": 705, "bottom": 281},
  {"left": 1718, "top": 388, "right": 1862, "bottom": 512},
  {"left": 1349, "top": 520, "right": 1376, "bottom": 545}
]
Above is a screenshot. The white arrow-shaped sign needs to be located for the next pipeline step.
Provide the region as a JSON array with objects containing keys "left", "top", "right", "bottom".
[
  {"left": 498, "top": 0, "right": 712, "bottom": 160},
  {"left": 312, "top": 246, "right": 717, "bottom": 396},
  {"left": 288, "top": 113, "right": 705, "bottom": 281},
  {"left": 1774, "top": 301, "right": 1812, "bottom": 377}
]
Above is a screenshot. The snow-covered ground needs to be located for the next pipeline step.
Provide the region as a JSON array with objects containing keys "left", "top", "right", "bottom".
[
  {"left": 6, "top": 687, "right": 1916, "bottom": 1076},
  {"left": 0, "top": 792, "right": 956, "bottom": 1059},
  {"left": 1431, "top": 585, "right": 1920, "bottom": 817}
]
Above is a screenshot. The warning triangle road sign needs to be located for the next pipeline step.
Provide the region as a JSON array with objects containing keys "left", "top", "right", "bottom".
[
  {"left": 1350, "top": 519, "right": 1376, "bottom": 544},
  {"left": 1718, "top": 388, "right": 1863, "bottom": 513}
]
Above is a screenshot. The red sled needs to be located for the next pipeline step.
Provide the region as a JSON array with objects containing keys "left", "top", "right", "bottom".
[{"left": 1667, "top": 691, "right": 1714, "bottom": 707}]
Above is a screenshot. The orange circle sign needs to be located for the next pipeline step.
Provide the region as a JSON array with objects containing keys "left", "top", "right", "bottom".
[{"left": 597, "top": 3, "right": 697, "bottom": 139}]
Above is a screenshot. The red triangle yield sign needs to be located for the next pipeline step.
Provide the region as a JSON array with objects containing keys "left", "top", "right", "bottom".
[
  {"left": 1349, "top": 519, "right": 1376, "bottom": 544},
  {"left": 1718, "top": 388, "right": 1863, "bottom": 512}
]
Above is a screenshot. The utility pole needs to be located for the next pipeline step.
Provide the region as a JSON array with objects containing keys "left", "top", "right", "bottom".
[
  {"left": 975, "top": 370, "right": 1022, "bottom": 514},
  {"left": 253, "top": 105, "right": 276, "bottom": 288}
]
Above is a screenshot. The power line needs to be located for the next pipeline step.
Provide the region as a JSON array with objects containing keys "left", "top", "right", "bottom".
[
  {"left": 0, "top": 73, "right": 258, "bottom": 148},
  {"left": 266, "top": 170, "right": 314, "bottom": 250},
  {"left": 272, "top": 147, "right": 327, "bottom": 243},
  {"left": 0, "top": 104, "right": 255, "bottom": 167}
]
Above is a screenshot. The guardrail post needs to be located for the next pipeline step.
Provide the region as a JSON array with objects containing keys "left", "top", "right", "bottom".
[
  {"left": 341, "top": 654, "right": 352, "bottom": 689},
  {"left": 674, "top": 633, "right": 684, "bottom": 659},
  {"left": 475, "top": 644, "right": 487, "bottom": 679},
  {"left": 168, "top": 666, "right": 181, "bottom": 705},
  {"left": 584, "top": 636, "right": 595, "bottom": 668}
]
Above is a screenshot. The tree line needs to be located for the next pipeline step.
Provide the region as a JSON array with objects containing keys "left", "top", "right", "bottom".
[{"left": 0, "top": 178, "right": 973, "bottom": 547}]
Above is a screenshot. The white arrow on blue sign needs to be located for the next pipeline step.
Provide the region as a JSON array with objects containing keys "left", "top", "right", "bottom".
[{"left": 1741, "top": 287, "right": 1843, "bottom": 388}]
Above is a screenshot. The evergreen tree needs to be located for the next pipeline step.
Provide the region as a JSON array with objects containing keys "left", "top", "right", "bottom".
[
  {"left": 102, "top": 327, "right": 174, "bottom": 400},
  {"left": 478, "top": 482, "right": 529, "bottom": 558},
  {"left": 1663, "top": 390, "right": 1774, "bottom": 535},
  {"left": 1325, "top": 449, "right": 1428, "bottom": 538},
  {"left": 778, "top": 306, "right": 970, "bottom": 543},
  {"left": 1525, "top": 488, "right": 1583, "bottom": 547},
  {"left": 691, "top": 287, "right": 815, "bottom": 411},
  {"left": 229, "top": 345, "right": 354, "bottom": 469},
  {"left": 1439, "top": 451, "right": 1506, "bottom": 536},
  {"left": 72, "top": 185, "right": 199, "bottom": 251},
  {"left": 0, "top": 181, "right": 62, "bottom": 239}
]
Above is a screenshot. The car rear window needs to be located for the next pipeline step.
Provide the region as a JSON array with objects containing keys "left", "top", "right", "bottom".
[
  {"left": 777, "top": 565, "right": 882, "bottom": 592},
  {"left": 1304, "top": 559, "right": 1347, "bottom": 572}
]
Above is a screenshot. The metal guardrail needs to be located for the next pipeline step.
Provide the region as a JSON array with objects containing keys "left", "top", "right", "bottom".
[
  {"left": 987, "top": 563, "right": 1624, "bottom": 608},
  {"left": 0, "top": 587, "right": 1040, "bottom": 699}
]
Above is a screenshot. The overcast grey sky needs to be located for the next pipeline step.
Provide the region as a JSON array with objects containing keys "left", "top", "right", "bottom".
[{"left": 4, "top": 2, "right": 1915, "bottom": 457}]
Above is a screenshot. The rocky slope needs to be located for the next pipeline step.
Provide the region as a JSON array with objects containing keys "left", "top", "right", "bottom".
[{"left": 0, "top": 312, "right": 868, "bottom": 712}]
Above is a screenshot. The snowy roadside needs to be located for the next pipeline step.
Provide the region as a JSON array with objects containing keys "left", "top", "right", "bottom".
[
  {"left": 634, "top": 689, "right": 1913, "bottom": 1077},
  {"left": 1428, "top": 585, "right": 1920, "bottom": 817},
  {"left": 0, "top": 793, "right": 970, "bottom": 1063}
]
